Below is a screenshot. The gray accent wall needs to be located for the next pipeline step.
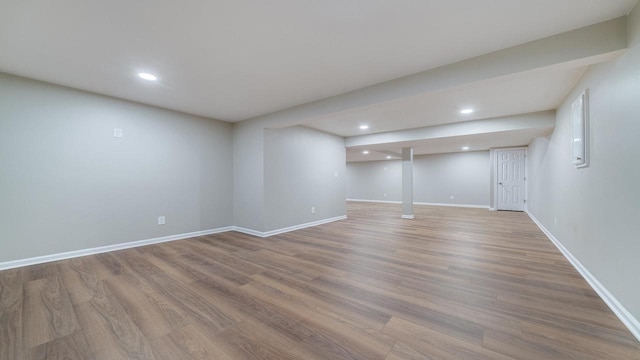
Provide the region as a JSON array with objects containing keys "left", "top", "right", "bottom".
[
  {"left": 347, "top": 151, "right": 490, "bottom": 206},
  {"left": 264, "top": 126, "right": 346, "bottom": 231},
  {"left": 527, "top": 3, "right": 640, "bottom": 321},
  {"left": 0, "top": 73, "right": 233, "bottom": 262}
]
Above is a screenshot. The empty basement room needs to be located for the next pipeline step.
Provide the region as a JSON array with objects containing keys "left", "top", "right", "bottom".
[{"left": 2, "top": 2, "right": 640, "bottom": 360}]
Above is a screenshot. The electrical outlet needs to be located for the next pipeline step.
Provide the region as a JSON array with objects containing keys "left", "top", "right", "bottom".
[
  {"left": 384, "top": 193, "right": 387, "bottom": 197},
  {"left": 158, "top": 216, "right": 166, "bottom": 225},
  {"left": 554, "top": 217, "right": 557, "bottom": 226},
  {"left": 113, "top": 128, "right": 123, "bottom": 138},
  {"left": 450, "top": 195, "right": 455, "bottom": 200},
  {"left": 311, "top": 207, "right": 315, "bottom": 214},
  {"left": 334, "top": 172, "right": 338, "bottom": 178}
]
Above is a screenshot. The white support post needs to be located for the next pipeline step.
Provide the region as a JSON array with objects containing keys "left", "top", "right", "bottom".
[{"left": 401, "top": 147, "right": 414, "bottom": 219}]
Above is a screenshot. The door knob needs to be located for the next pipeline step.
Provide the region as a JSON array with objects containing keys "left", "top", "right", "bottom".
[{"left": 499, "top": 182, "right": 503, "bottom": 185}]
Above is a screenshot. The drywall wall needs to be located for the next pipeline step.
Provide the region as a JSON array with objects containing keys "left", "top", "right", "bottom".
[
  {"left": 264, "top": 126, "right": 346, "bottom": 231},
  {"left": 0, "top": 73, "right": 233, "bottom": 262},
  {"left": 233, "top": 121, "right": 265, "bottom": 231},
  {"left": 414, "top": 151, "right": 490, "bottom": 206},
  {"left": 347, "top": 151, "right": 490, "bottom": 206},
  {"left": 527, "top": 2, "right": 640, "bottom": 322},
  {"left": 347, "top": 160, "right": 402, "bottom": 202}
]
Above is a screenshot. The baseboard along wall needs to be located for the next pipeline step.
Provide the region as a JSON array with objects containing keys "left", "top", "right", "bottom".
[
  {"left": 0, "top": 215, "right": 347, "bottom": 271},
  {"left": 526, "top": 210, "right": 640, "bottom": 343},
  {"left": 346, "top": 198, "right": 489, "bottom": 209},
  {"left": 0, "top": 227, "right": 233, "bottom": 271}
]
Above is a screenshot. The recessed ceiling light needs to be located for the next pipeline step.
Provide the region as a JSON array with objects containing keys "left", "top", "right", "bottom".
[
  {"left": 461, "top": 146, "right": 470, "bottom": 150},
  {"left": 359, "top": 125, "right": 369, "bottom": 130},
  {"left": 460, "top": 108, "right": 474, "bottom": 114},
  {"left": 363, "top": 150, "right": 369, "bottom": 155},
  {"left": 386, "top": 156, "right": 392, "bottom": 159},
  {"left": 138, "top": 72, "right": 158, "bottom": 81}
]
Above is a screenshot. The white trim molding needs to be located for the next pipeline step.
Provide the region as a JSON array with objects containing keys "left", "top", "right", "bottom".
[
  {"left": 414, "top": 202, "right": 489, "bottom": 209},
  {"left": 232, "top": 226, "right": 266, "bottom": 238},
  {"left": 234, "top": 215, "right": 347, "bottom": 238},
  {"left": 0, "top": 215, "right": 349, "bottom": 270},
  {"left": 401, "top": 214, "right": 415, "bottom": 219},
  {"left": 526, "top": 210, "right": 640, "bottom": 343},
  {"left": 347, "top": 198, "right": 489, "bottom": 209},
  {"left": 0, "top": 226, "right": 234, "bottom": 271},
  {"left": 346, "top": 198, "right": 401, "bottom": 204}
]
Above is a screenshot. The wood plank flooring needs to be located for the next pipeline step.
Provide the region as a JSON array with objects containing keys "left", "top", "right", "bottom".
[{"left": 1, "top": 202, "right": 639, "bottom": 359}]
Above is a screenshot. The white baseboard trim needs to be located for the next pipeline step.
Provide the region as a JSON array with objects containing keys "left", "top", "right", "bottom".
[
  {"left": 346, "top": 198, "right": 401, "bottom": 204},
  {"left": 401, "top": 214, "right": 415, "bottom": 219},
  {"left": 413, "top": 202, "right": 489, "bottom": 209},
  {"left": 233, "top": 215, "right": 347, "bottom": 238},
  {"left": 526, "top": 210, "right": 640, "bottom": 343},
  {"left": 0, "top": 215, "right": 350, "bottom": 270},
  {"left": 346, "top": 198, "right": 489, "bottom": 209},
  {"left": 232, "top": 226, "right": 266, "bottom": 238},
  {"left": 0, "top": 226, "right": 235, "bottom": 271}
]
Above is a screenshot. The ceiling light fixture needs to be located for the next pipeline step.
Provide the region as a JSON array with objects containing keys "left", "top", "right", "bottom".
[
  {"left": 138, "top": 72, "right": 158, "bottom": 81},
  {"left": 461, "top": 146, "right": 470, "bottom": 150},
  {"left": 359, "top": 125, "right": 369, "bottom": 130},
  {"left": 363, "top": 150, "right": 369, "bottom": 155},
  {"left": 386, "top": 156, "right": 392, "bottom": 159},
  {"left": 460, "top": 108, "right": 474, "bottom": 114}
]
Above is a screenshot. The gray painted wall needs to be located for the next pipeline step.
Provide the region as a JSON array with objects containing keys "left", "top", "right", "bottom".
[
  {"left": 264, "top": 126, "right": 346, "bottom": 231},
  {"left": 347, "top": 151, "right": 490, "bottom": 206},
  {"left": 0, "top": 73, "right": 233, "bottom": 262},
  {"left": 347, "top": 160, "right": 402, "bottom": 202},
  {"left": 527, "top": 3, "right": 640, "bottom": 321},
  {"left": 233, "top": 122, "right": 264, "bottom": 231},
  {"left": 234, "top": 117, "right": 348, "bottom": 232},
  {"left": 414, "top": 151, "right": 490, "bottom": 206}
]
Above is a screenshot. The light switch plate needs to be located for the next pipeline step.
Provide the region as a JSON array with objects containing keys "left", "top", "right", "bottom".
[{"left": 113, "top": 128, "right": 123, "bottom": 138}]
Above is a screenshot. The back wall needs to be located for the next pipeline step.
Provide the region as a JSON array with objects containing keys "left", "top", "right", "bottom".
[{"left": 346, "top": 151, "right": 490, "bottom": 207}]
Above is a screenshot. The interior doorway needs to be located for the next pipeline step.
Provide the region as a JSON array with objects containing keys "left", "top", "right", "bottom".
[{"left": 496, "top": 148, "right": 526, "bottom": 211}]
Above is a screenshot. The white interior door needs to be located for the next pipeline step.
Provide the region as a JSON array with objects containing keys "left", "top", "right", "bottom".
[{"left": 497, "top": 149, "right": 526, "bottom": 211}]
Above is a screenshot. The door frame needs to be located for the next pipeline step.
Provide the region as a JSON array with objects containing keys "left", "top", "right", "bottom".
[{"left": 491, "top": 147, "right": 527, "bottom": 211}]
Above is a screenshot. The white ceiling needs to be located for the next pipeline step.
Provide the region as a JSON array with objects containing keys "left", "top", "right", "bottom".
[
  {"left": 0, "top": 0, "right": 636, "bottom": 122},
  {"left": 306, "top": 65, "right": 587, "bottom": 137},
  {"left": 346, "top": 127, "right": 552, "bottom": 162}
]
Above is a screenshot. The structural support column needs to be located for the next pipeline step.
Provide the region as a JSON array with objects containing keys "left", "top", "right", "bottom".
[{"left": 401, "top": 147, "right": 414, "bottom": 219}]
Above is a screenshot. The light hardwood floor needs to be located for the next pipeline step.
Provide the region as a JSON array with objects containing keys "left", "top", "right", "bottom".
[{"left": 1, "top": 202, "right": 639, "bottom": 359}]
